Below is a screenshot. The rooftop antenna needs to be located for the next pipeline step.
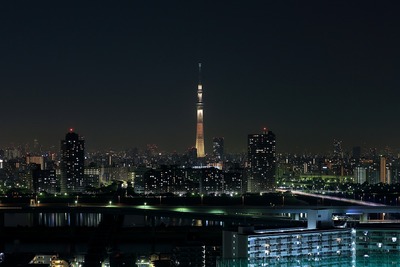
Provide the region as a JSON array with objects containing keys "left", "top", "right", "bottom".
[{"left": 198, "top": 63, "right": 202, "bottom": 85}]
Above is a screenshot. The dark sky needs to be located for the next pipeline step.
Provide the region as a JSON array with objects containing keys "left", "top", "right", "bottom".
[{"left": 1, "top": 1, "right": 400, "bottom": 154}]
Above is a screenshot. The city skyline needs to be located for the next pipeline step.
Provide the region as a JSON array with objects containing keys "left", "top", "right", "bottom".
[
  {"left": 1, "top": 1, "right": 400, "bottom": 153},
  {"left": 1, "top": 129, "right": 398, "bottom": 156}
]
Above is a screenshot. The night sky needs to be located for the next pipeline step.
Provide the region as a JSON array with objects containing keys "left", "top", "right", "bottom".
[{"left": 1, "top": 1, "right": 400, "bottom": 154}]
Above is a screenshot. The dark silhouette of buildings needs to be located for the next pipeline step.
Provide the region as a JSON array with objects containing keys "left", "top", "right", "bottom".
[
  {"left": 247, "top": 128, "right": 276, "bottom": 192},
  {"left": 60, "top": 129, "right": 85, "bottom": 193},
  {"left": 212, "top": 137, "right": 224, "bottom": 161}
]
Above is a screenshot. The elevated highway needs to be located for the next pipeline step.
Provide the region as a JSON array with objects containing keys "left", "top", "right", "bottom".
[{"left": 0, "top": 202, "right": 399, "bottom": 224}]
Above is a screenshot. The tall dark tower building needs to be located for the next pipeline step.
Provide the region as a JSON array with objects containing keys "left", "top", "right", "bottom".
[
  {"left": 247, "top": 128, "right": 276, "bottom": 193},
  {"left": 213, "top": 137, "right": 224, "bottom": 161},
  {"left": 60, "top": 129, "right": 85, "bottom": 193},
  {"left": 333, "top": 139, "right": 343, "bottom": 159},
  {"left": 195, "top": 63, "right": 205, "bottom": 158}
]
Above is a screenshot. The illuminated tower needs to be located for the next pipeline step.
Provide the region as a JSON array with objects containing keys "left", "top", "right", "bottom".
[{"left": 195, "top": 63, "right": 205, "bottom": 157}]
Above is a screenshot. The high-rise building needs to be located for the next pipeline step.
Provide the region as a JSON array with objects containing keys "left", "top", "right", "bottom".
[
  {"left": 380, "top": 156, "right": 389, "bottom": 184},
  {"left": 32, "top": 165, "right": 57, "bottom": 194},
  {"left": 247, "top": 128, "right": 276, "bottom": 192},
  {"left": 60, "top": 129, "right": 85, "bottom": 193},
  {"left": 333, "top": 139, "right": 343, "bottom": 158},
  {"left": 195, "top": 63, "right": 205, "bottom": 158},
  {"left": 212, "top": 137, "right": 224, "bottom": 161},
  {"left": 354, "top": 166, "right": 367, "bottom": 184}
]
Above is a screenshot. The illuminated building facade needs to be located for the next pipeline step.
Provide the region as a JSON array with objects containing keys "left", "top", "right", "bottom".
[
  {"left": 60, "top": 129, "right": 85, "bottom": 193},
  {"left": 84, "top": 167, "right": 101, "bottom": 188},
  {"left": 132, "top": 166, "right": 148, "bottom": 194},
  {"left": 26, "top": 156, "right": 45, "bottom": 170},
  {"left": 172, "top": 243, "right": 220, "bottom": 267},
  {"left": 247, "top": 128, "right": 276, "bottom": 192},
  {"left": 354, "top": 166, "right": 367, "bottom": 184},
  {"left": 212, "top": 137, "right": 224, "bottom": 161},
  {"left": 222, "top": 227, "right": 355, "bottom": 267},
  {"left": 356, "top": 225, "right": 400, "bottom": 261},
  {"left": 380, "top": 156, "right": 390, "bottom": 184},
  {"left": 32, "top": 165, "right": 57, "bottom": 194},
  {"left": 195, "top": 63, "right": 205, "bottom": 158},
  {"left": 223, "top": 165, "right": 245, "bottom": 194},
  {"left": 129, "top": 165, "right": 242, "bottom": 195}
]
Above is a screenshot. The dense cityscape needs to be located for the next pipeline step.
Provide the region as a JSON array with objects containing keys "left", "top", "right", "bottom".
[
  {"left": 1, "top": 131, "right": 399, "bottom": 198},
  {"left": 1, "top": 126, "right": 400, "bottom": 266},
  {"left": 1, "top": 63, "right": 400, "bottom": 266},
  {"left": 2, "top": 1, "right": 400, "bottom": 267}
]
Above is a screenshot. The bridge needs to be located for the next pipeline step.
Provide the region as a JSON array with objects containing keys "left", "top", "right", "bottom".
[{"left": 0, "top": 202, "right": 399, "bottom": 227}]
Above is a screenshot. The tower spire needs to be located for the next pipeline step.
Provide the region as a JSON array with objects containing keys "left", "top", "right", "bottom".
[
  {"left": 195, "top": 63, "right": 205, "bottom": 158},
  {"left": 198, "top": 63, "right": 202, "bottom": 85}
]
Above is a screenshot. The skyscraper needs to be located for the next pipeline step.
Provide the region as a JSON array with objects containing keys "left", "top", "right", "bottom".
[
  {"left": 380, "top": 155, "right": 389, "bottom": 184},
  {"left": 195, "top": 63, "right": 205, "bottom": 158},
  {"left": 247, "top": 128, "right": 276, "bottom": 192},
  {"left": 212, "top": 137, "right": 224, "bottom": 161},
  {"left": 333, "top": 139, "right": 343, "bottom": 158},
  {"left": 60, "top": 129, "right": 85, "bottom": 193}
]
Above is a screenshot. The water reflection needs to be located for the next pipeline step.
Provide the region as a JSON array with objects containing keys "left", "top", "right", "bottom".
[
  {"left": 37, "top": 213, "right": 102, "bottom": 227},
  {"left": 30, "top": 213, "right": 223, "bottom": 227}
]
